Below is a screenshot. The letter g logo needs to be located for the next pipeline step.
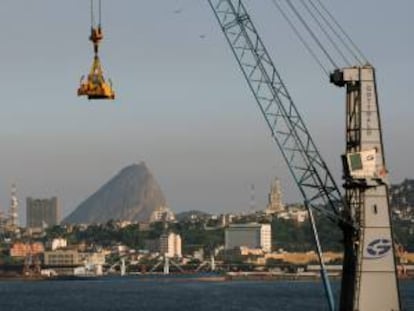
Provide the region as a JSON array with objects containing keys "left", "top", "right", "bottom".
[{"left": 366, "top": 238, "right": 392, "bottom": 259}]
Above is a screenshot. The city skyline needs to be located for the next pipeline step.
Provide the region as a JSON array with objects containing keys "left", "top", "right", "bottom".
[{"left": 0, "top": 1, "right": 413, "bottom": 221}]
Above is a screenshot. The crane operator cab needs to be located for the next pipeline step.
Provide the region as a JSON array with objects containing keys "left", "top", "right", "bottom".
[{"left": 77, "top": 0, "right": 115, "bottom": 100}]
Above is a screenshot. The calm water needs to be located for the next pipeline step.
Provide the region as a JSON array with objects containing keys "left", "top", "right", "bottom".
[{"left": 0, "top": 277, "right": 413, "bottom": 311}]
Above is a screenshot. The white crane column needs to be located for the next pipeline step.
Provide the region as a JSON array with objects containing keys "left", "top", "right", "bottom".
[{"left": 332, "top": 65, "right": 401, "bottom": 311}]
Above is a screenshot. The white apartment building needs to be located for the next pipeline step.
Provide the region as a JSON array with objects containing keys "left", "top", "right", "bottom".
[
  {"left": 51, "top": 238, "right": 67, "bottom": 250},
  {"left": 160, "top": 232, "right": 182, "bottom": 258},
  {"left": 225, "top": 223, "right": 272, "bottom": 252},
  {"left": 150, "top": 206, "right": 176, "bottom": 223}
]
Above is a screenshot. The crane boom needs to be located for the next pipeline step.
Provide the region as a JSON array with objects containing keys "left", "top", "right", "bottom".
[
  {"left": 207, "top": 0, "right": 347, "bottom": 224},
  {"left": 208, "top": 1, "right": 347, "bottom": 310}
]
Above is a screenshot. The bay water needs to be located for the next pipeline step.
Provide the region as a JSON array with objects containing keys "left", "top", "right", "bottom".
[{"left": 0, "top": 277, "right": 413, "bottom": 311}]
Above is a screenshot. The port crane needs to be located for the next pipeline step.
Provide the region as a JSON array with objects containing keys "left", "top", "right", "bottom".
[
  {"left": 207, "top": 1, "right": 401, "bottom": 310},
  {"left": 77, "top": 0, "right": 115, "bottom": 100}
]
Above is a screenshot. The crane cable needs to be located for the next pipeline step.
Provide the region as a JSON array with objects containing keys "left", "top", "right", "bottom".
[
  {"left": 99, "top": 0, "right": 102, "bottom": 27},
  {"left": 271, "top": 0, "right": 369, "bottom": 71},
  {"left": 90, "top": 0, "right": 102, "bottom": 28},
  {"left": 91, "top": 0, "right": 94, "bottom": 28},
  {"left": 299, "top": 0, "right": 351, "bottom": 67},
  {"left": 314, "top": 0, "right": 369, "bottom": 64},
  {"left": 285, "top": 0, "right": 338, "bottom": 69},
  {"left": 308, "top": 0, "right": 364, "bottom": 66},
  {"left": 270, "top": 0, "right": 329, "bottom": 75}
]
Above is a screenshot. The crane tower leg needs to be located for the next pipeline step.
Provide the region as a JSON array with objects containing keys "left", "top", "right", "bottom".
[{"left": 332, "top": 66, "right": 402, "bottom": 311}]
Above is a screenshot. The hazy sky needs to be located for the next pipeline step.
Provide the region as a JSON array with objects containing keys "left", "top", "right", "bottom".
[{"left": 0, "top": 1, "right": 413, "bottom": 223}]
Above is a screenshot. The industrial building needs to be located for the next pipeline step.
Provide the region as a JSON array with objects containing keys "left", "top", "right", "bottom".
[
  {"left": 26, "top": 197, "right": 60, "bottom": 229},
  {"left": 225, "top": 223, "right": 271, "bottom": 252}
]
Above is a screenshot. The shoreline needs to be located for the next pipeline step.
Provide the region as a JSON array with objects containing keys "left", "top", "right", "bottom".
[{"left": 1, "top": 272, "right": 413, "bottom": 282}]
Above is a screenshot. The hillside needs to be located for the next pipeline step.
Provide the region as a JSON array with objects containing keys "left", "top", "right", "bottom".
[{"left": 63, "top": 162, "right": 166, "bottom": 224}]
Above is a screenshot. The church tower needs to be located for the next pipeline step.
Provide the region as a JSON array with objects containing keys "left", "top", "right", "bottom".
[{"left": 265, "top": 178, "right": 284, "bottom": 214}]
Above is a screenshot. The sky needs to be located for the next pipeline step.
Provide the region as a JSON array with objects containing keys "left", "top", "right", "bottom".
[{"left": 0, "top": 1, "right": 413, "bottom": 224}]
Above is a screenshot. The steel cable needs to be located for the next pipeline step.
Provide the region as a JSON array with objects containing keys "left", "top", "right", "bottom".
[
  {"left": 315, "top": 0, "right": 369, "bottom": 64},
  {"left": 270, "top": 0, "right": 329, "bottom": 75},
  {"left": 285, "top": 0, "right": 338, "bottom": 69},
  {"left": 299, "top": 0, "right": 351, "bottom": 66},
  {"left": 99, "top": 0, "right": 102, "bottom": 26},
  {"left": 90, "top": 0, "right": 95, "bottom": 28},
  {"left": 308, "top": 1, "right": 363, "bottom": 65}
]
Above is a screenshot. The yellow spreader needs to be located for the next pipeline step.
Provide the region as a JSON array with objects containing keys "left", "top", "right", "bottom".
[
  {"left": 78, "top": 1, "right": 115, "bottom": 100},
  {"left": 78, "top": 53, "right": 115, "bottom": 100}
]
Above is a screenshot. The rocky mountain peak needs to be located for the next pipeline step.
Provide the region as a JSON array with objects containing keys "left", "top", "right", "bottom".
[{"left": 63, "top": 162, "right": 167, "bottom": 224}]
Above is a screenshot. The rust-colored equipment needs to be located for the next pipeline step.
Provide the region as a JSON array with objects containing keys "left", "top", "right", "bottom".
[{"left": 78, "top": 0, "right": 115, "bottom": 100}]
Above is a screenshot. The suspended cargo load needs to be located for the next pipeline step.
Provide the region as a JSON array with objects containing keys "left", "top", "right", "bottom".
[
  {"left": 77, "top": 0, "right": 115, "bottom": 100},
  {"left": 78, "top": 54, "right": 115, "bottom": 100}
]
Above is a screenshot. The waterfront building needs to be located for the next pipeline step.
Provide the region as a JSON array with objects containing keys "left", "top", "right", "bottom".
[
  {"left": 44, "top": 250, "right": 80, "bottom": 266},
  {"left": 80, "top": 252, "right": 106, "bottom": 266},
  {"left": 44, "top": 250, "right": 106, "bottom": 267},
  {"left": 51, "top": 238, "right": 67, "bottom": 250},
  {"left": 225, "top": 223, "right": 272, "bottom": 252},
  {"left": 7, "top": 184, "right": 19, "bottom": 231},
  {"left": 265, "top": 178, "right": 285, "bottom": 215},
  {"left": 10, "top": 242, "right": 44, "bottom": 257},
  {"left": 26, "top": 197, "right": 60, "bottom": 229},
  {"left": 160, "top": 232, "right": 182, "bottom": 258},
  {"left": 2, "top": 185, "right": 21, "bottom": 234},
  {"left": 79, "top": 252, "right": 106, "bottom": 276},
  {"left": 263, "top": 251, "right": 343, "bottom": 265},
  {"left": 44, "top": 250, "right": 105, "bottom": 276}
]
